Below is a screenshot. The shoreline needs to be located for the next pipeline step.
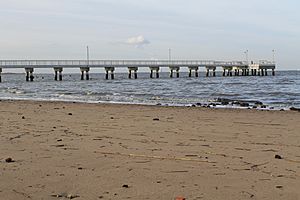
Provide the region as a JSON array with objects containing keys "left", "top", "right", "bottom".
[
  {"left": 0, "top": 98, "right": 296, "bottom": 112},
  {"left": 1, "top": 100, "right": 299, "bottom": 199}
]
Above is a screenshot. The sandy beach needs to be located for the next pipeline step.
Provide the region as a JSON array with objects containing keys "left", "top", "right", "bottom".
[{"left": 0, "top": 100, "right": 299, "bottom": 200}]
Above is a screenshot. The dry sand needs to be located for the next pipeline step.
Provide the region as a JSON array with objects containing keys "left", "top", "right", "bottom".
[{"left": 0, "top": 100, "right": 300, "bottom": 200}]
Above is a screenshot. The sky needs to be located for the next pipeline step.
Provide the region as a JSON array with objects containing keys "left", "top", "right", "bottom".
[{"left": 0, "top": 0, "right": 300, "bottom": 70}]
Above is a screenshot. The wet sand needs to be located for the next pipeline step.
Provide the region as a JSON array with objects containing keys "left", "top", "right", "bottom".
[{"left": 0, "top": 100, "right": 300, "bottom": 200}]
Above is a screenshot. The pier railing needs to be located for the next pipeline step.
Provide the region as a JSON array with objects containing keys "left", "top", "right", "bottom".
[{"left": 0, "top": 60, "right": 248, "bottom": 68}]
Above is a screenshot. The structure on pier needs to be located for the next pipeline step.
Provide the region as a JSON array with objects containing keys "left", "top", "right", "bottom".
[
  {"left": 249, "top": 60, "right": 276, "bottom": 76},
  {"left": 0, "top": 59, "right": 276, "bottom": 82}
]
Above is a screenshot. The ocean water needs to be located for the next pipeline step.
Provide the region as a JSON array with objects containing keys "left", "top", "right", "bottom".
[{"left": 0, "top": 71, "right": 299, "bottom": 109}]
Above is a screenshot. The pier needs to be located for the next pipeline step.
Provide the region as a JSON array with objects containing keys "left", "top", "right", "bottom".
[{"left": 0, "top": 60, "right": 275, "bottom": 82}]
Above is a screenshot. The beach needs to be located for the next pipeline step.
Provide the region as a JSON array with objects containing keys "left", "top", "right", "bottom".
[{"left": 0, "top": 100, "right": 300, "bottom": 200}]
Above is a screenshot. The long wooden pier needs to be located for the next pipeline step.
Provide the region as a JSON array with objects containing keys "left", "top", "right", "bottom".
[{"left": 0, "top": 60, "right": 276, "bottom": 82}]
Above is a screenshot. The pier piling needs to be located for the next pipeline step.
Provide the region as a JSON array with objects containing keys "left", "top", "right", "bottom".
[
  {"left": 134, "top": 70, "right": 138, "bottom": 79},
  {"left": 128, "top": 67, "right": 138, "bottom": 79},
  {"left": 188, "top": 67, "right": 199, "bottom": 77},
  {"left": 86, "top": 71, "right": 90, "bottom": 80},
  {"left": 59, "top": 71, "right": 63, "bottom": 81},
  {"left": 54, "top": 68, "right": 63, "bottom": 81},
  {"left": 111, "top": 71, "right": 114, "bottom": 80},
  {"left": 149, "top": 67, "right": 160, "bottom": 79},
  {"left": 81, "top": 71, "right": 84, "bottom": 80},
  {"left": 169, "top": 67, "right": 180, "bottom": 78},
  {"left": 0, "top": 68, "right": 2, "bottom": 83},
  {"left": 104, "top": 67, "right": 115, "bottom": 80},
  {"left": 80, "top": 67, "right": 90, "bottom": 80},
  {"left": 128, "top": 70, "right": 132, "bottom": 79},
  {"left": 205, "top": 66, "right": 216, "bottom": 77},
  {"left": 222, "top": 67, "right": 233, "bottom": 77},
  {"left": 106, "top": 71, "right": 109, "bottom": 80},
  {"left": 25, "top": 68, "right": 34, "bottom": 82},
  {"left": 54, "top": 71, "right": 58, "bottom": 81}
]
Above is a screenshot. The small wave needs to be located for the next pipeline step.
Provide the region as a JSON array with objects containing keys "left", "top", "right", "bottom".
[{"left": 6, "top": 88, "right": 25, "bottom": 94}]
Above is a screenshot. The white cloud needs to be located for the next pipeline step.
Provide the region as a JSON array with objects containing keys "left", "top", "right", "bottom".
[{"left": 125, "top": 35, "right": 150, "bottom": 48}]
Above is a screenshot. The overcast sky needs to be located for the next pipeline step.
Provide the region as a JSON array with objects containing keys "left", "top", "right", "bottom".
[{"left": 0, "top": 0, "right": 299, "bottom": 70}]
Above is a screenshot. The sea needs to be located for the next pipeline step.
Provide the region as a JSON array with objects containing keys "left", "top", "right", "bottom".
[{"left": 0, "top": 70, "right": 299, "bottom": 110}]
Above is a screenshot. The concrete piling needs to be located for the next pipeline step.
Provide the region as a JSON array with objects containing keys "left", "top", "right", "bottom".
[
  {"left": 54, "top": 67, "right": 63, "bottom": 81},
  {"left": 25, "top": 68, "right": 34, "bottom": 82},
  {"left": 222, "top": 67, "right": 233, "bottom": 77},
  {"left": 30, "top": 72, "right": 34, "bottom": 81},
  {"left": 170, "top": 70, "right": 173, "bottom": 78},
  {"left": 149, "top": 67, "right": 160, "bottom": 79},
  {"left": 80, "top": 67, "right": 90, "bottom": 80},
  {"left": 176, "top": 69, "right": 180, "bottom": 78},
  {"left": 188, "top": 67, "right": 199, "bottom": 77},
  {"left": 106, "top": 71, "right": 109, "bottom": 80},
  {"left": 59, "top": 71, "right": 63, "bottom": 81},
  {"left": 227, "top": 70, "right": 230, "bottom": 76},
  {"left": 205, "top": 66, "right": 216, "bottom": 77},
  {"left": 86, "top": 71, "right": 90, "bottom": 80},
  {"left": 104, "top": 67, "right": 115, "bottom": 80},
  {"left": 169, "top": 67, "right": 180, "bottom": 78},
  {"left": 134, "top": 70, "right": 138, "bottom": 79},
  {"left": 54, "top": 71, "right": 58, "bottom": 81},
  {"left": 111, "top": 71, "right": 114, "bottom": 80},
  {"left": 81, "top": 71, "right": 84, "bottom": 80},
  {"left": 26, "top": 71, "right": 29, "bottom": 81},
  {"left": 128, "top": 67, "right": 138, "bottom": 79}
]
